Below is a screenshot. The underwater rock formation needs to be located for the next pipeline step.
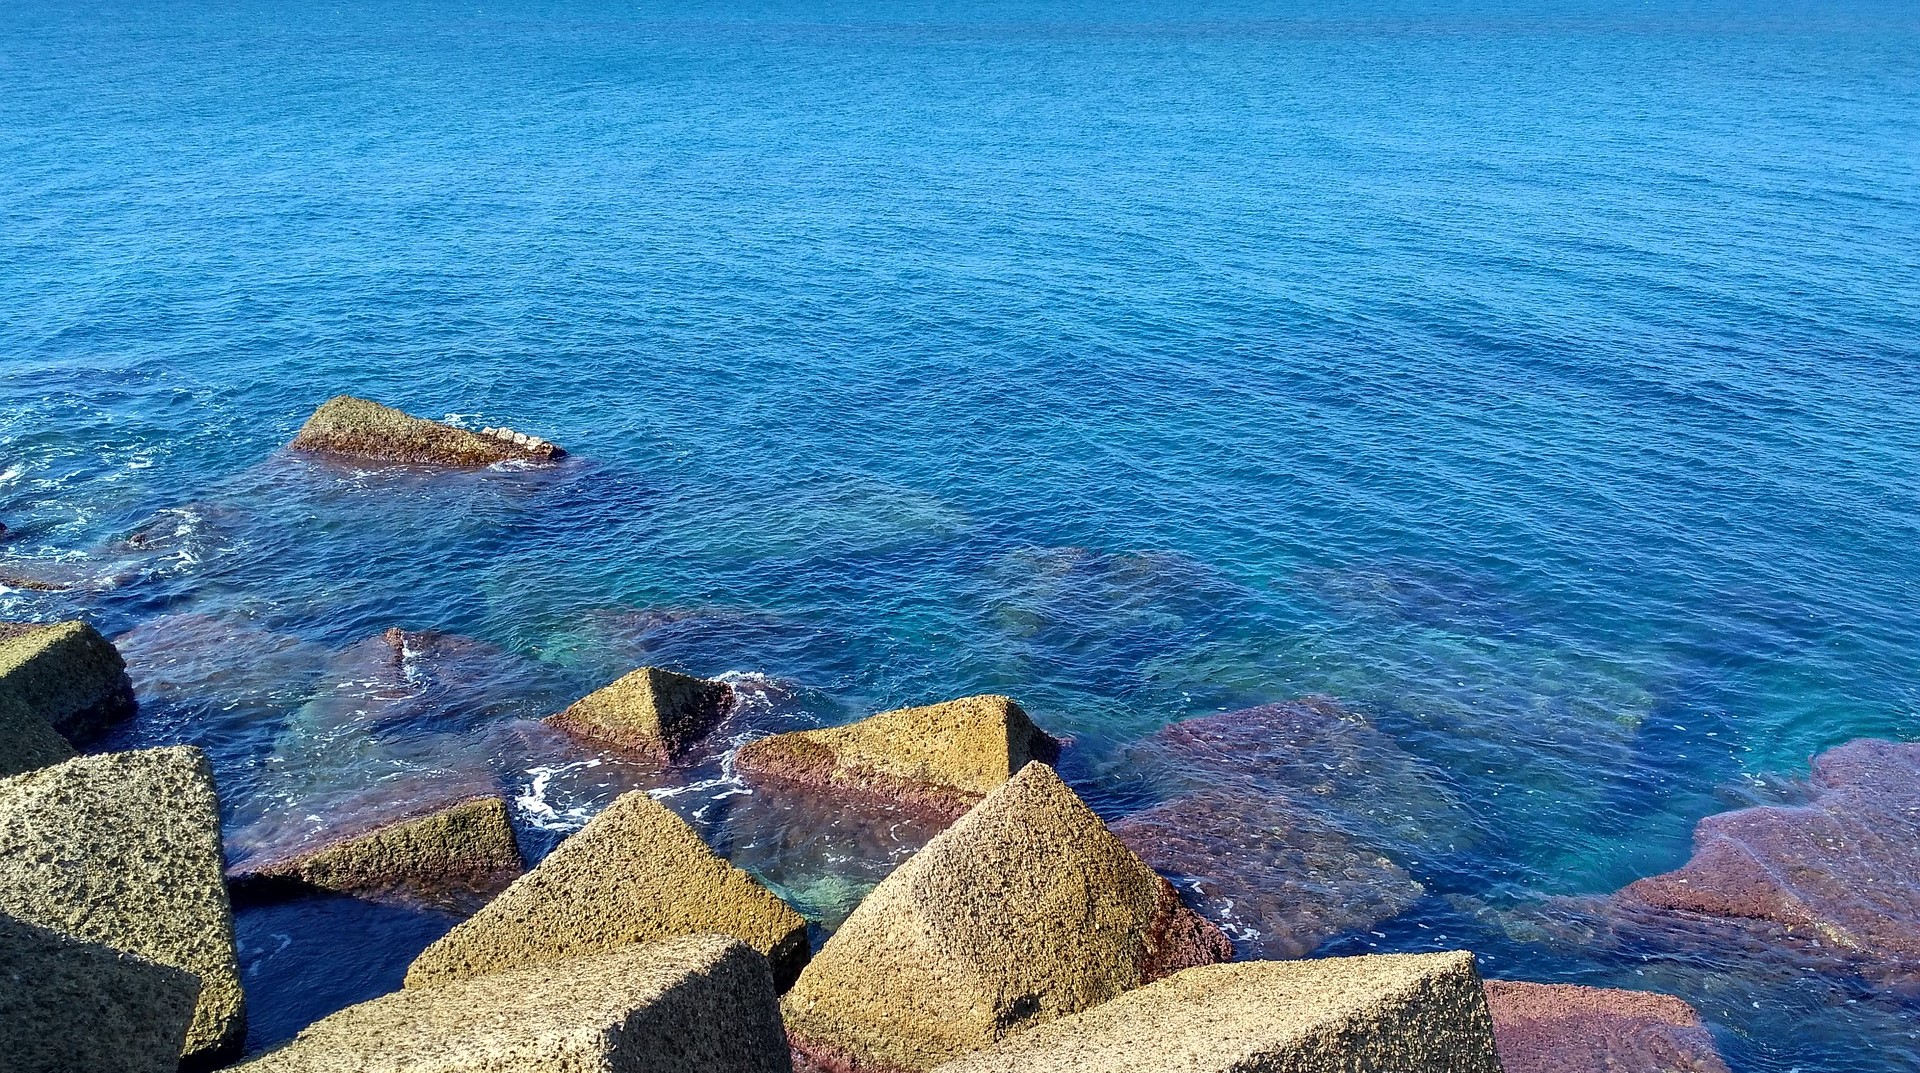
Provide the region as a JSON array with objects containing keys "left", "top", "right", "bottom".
[
  {"left": 239, "top": 935, "right": 792, "bottom": 1073},
  {"left": 929, "top": 952, "right": 1501, "bottom": 1073},
  {"left": 289, "top": 395, "right": 563, "bottom": 467},
  {"left": 230, "top": 795, "right": 522, "bottom": 914},
  {"left": 1484, "top": 981, "right": 1730, "bottom": 1073},
  {"left": 782, "top": 763, "right": 1230, "bottom": 1073},
  {"left": 1112, "top": 791, "right": 1425, "bottom": 958},
  {"left": 0, "top": 619, "right": 137, "bottom": 745},
  {"left": 405, "top": 790, "right": 810, "bottom": 991},
  {"left": 546, "top": 665, "right": 733, "bottom": 760},
  {"left": 0, "top": 912, "right": 203, "bottom": 1073},
  {"left": 736, "top": 694, "right": 1059, "bottom": 820},
  {"left": 0, "top": 747, "right": 245, "bottom": 1064}
]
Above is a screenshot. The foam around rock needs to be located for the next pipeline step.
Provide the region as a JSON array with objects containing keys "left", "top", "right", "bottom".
[{"left": 288, "top": 395, "right": 562, "bottom": 467}]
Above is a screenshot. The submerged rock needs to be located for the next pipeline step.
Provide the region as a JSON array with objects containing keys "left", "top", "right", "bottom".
[
  {"left": 0, "top": 747, "right": 245, "bottom": 1064},
  {"left": 230, "top": 795, "right": 522, "bottom": 914},
  {"left": 736, "top": 694, "right": 1060, "bottom": 820},
  {"left": 1484, "top": 981, "right": 1730, "bottom": 1073},
  {"left": 930, "top": 952, "right": 1501, "bottom": 1073},
  {"left": 1608, "top": 737, "right": 1920, "bottom": 993},
  {"left": 782, "top": 763, "right": 1231, "bottom": 1073},
  {"left": 405, "top": 790, "right": 810, "bottom": 990},
  {"left": 239, "top": 934, "right": 792, "bottom": 1073},
  {"left": 546, "top": 665, "right": 733, "bottom": 760},
  {"left": 1112, "top": 791, "right": 1425, "bottom": 958},
  {"left": 0, "top": 911, "right": 203, "bottom": 1073},
  {"left": 0, "top": 619, "right": 137, "bottom": 745},
  {"left": 288, "top": 395, "right": 563, "bottom": 467},
  {"left": 0, "top": 693, "right": 76, "bottom": 778}
]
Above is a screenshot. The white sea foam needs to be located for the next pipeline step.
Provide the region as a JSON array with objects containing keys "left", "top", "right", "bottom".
[{"left": 515, "top": 758, "right": 605, "bottom": 832}]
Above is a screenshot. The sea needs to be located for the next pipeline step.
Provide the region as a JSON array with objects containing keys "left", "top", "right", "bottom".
[{"left": 2, "top": 0, "right": 1918, "bottom": 1067}]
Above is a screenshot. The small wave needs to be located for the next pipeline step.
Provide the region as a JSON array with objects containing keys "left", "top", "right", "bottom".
[{"left": 514, "top": 759, "right": 605, "bottom": 832}]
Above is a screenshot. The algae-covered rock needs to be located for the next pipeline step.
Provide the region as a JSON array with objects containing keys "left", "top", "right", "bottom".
[
  {"left": 0, "top": 620, "right": 137, "bottom": 745},
  {"left": 782, "top": 763, "right": 1231, "bottom": 1072},
  {"left": 1485, "top": 980, "right": 1731, "bottom": 1073},
  {"left": 231, "top": 796, "right": 522, "bottom": 913},
  {"left": 0, "top": 911, "right": 203, "bottom": 1073},
  {"left": 736, "top": 694, "right": 1060, "bottom": 819},
  {"left": 931, "top": 952, "right": 1501, "bottom": 1073},
  {"left": 1112, "top": 790, "right": 1424, "bottom": 958},
  {"left": 0, "top": 747, "right": 245, "bottom": 1064},
  {"left": 546, "top": 665, "right": 733, "bottom": 759},
  {"left": 0, "top": 693, "right": 76, "bottom": 778},
  {"left": 405, "top": 790, "right": 810, "bottom": 990},
  {"left": 288, "top": 395, "right": 563, "bottom": 467},
  {"left": 240, "top": 934, "right": 792, "bottom": 1073}
]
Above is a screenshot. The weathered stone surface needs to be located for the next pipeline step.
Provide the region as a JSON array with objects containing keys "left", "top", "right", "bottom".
[
  {"left": 782, "top": 763, "right": 1231, "bottom": 1073},
  {"left": 1484, "top": 980, "right": 1730, "bottom": 1073},
  {"left": 240, "top": 934, "right": 793, "bottom": 1073},
  {"left": 0, "top": 693, "right": 76, "bottom": 778},
  {"left": 406, "top": 790, "right": 810, "bottom": 990},
  {"left": 546, "top": 665, "right": 733, "bottom": 759},
  {"left": 0, "top": 619, "right": 137, "bottom": 745},
  {"left": 736, "top": 694, "right": 1060, "bottom": 820},
  {"left": 0, "top": 911, "right": 203, "bottom": 1073},
  {"left": 1612, "top": 738, "right": 1920, "bottom": 992},
  {"left": 0, "top": 747, "right": 245, "bottom": 1064},
  {"left": 231, "top": 796, "right": 522, "bottom": 913},
  {"left": 1112, "top": 791, "right": 1424, "bottom": 958},
  {"left": 289, "top": 395, "right": 562, "bottom": 467},
  {"left": 930, "top": 951, "right": 1501, "bottom": 1073}
]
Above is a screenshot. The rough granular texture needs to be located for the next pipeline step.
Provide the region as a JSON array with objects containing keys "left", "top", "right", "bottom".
[
  {"left": 546, "top": 666, "right": 733, "bottom": 759},
  {"left": 232, "top": 796, "right": 523, "bottom": 914},
  {"left": 0, "top": 747, "right": 246, "bottom": 1065},
  {"left": 0, "top": 693, "right": 76, "bottom": 778},
  {"left": 735, "top": 694, "right": 1060, "bottom": 820},
  {"left": 405, "top": 790, "right": 810, "bottom": 990},
  {"left": 0, "top": 911, "right": 203, "bottom": 1073},
  {"left": 1614, "top": 737, "right": 1920, "bottom": 991},
  {"left": 1112, "top": 791, "right": 1424, "bottom": 958},
  {"left": 928, "top": 952, "right": 1501, "bottom": 1073},
  {"left": 781, "top": 763, "right": 1231, "bottom": 1073},
  {"left": 240, "top": 934, "right": 793, "bottom": 1073},
  {"left": 1484, "top": 981, "right": 1731, "bottom": 1073},
  {"left": 288, "top": 395, "right": 562, "bottom": 467},
  {"left": 0, "top": 619, "right": 137, "bottom": 745}
]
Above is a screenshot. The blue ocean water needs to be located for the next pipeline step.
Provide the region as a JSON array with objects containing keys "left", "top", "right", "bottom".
[{"left": 3, "top": 0, "right": 1919, "bottom": 1066}]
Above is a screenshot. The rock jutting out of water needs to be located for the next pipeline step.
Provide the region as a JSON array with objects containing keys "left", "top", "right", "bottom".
[
  {"left": 1111, "top": 790, "right": 1426, "bottom": 958},
  {"left": 1483, "top": 981, "right": 1731, "bottom": 1073},
  {"left": 928, "top": 952, "right": 1502, "bottom": 1073},
  {"left": 0, "top": 619, "right": 137, "bottom": 746},
  {"left": 288, "top": 395, "right": 564, "bottom": 467},
  {"left": 546, "top": 665, "right": 734, "bottom": 761},
  {"left": 782, "top": 763, "right": 1230, "bottom": 1073},
  {"left": 735, "top": 693, "right": 1060, "bottom": 821}
]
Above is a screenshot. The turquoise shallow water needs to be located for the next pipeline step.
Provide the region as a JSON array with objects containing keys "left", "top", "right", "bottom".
[{"left": 4, "top": 0, "right": 1920, "bottom": 1066}]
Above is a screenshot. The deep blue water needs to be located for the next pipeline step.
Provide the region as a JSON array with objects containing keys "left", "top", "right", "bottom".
[{"left": 4, "top": 0, "right": 1919, "bottom": 1067}]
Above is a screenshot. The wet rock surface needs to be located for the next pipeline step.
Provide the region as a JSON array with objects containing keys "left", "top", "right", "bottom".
[
  {"left": 782, "top": 763, "right": 1230, "bottom": 1073},
  {"left": 546, "top": 664, "right": 733, "bottom": 759},
  {"left": 1484, "top": 981, "right": 1731, "bottom": 1073},
  {"left": 930, "top": 952, "right": 1501, "bottom": 1073},
  {"left": 1112, "top": 791, "right": 1425, "bottom": 958},
  {"left": 288, "top": 395, "right": 563, "bottom": 467},
  {"left": 406, "top": 789, "right": 810, "bottom": 990},
  {"left": 0, "top": 911, "right": 203, "bottom": 1073},
  {"left": 0, "top": 619, "right": 137, "bottom": 745},
  {"left": 736, "top": 693, "right": 1060, "bottom": 820},
  {"left": 239, "top": 934, "right": 792, "bottom": 1073},
  {"left": 0, "top": 747, "right": 246, "bottom": 1064}
]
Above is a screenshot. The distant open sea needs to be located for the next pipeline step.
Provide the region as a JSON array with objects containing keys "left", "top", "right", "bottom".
[{"left": 3, "top": 0, "right": 1918, "bottom": 1067}]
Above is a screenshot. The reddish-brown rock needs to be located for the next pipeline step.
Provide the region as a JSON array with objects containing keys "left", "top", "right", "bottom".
[{"left": 1484, "top": 981, "right": 1730, "bottom": 1073}]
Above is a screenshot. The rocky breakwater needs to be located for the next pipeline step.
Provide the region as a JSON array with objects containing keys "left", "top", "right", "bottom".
[
  {"left": 0, "top": 619, "right": 137, "bottom": 776},
  {"left": 0, "top": 746, "right": 247, "bottom": 1068},
  {"left": 735, "top": 693, "right": 1060, "bottom": 820},
  {"left": 288, "top": 395, "right": 563, "bottom": 467},
  {"left": 781, "top": 762, "right": 1232, "bottom": 1072},
  {"left": 546, "top": 665, "right": 734, "bottom": 760},
  {"left": 1484, "top": 981, "right": 1731, "bottom": 1073}
]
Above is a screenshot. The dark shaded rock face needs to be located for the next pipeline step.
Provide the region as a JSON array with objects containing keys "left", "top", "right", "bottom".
[
  {"left": 1484, "top": 981, "right": 1730, "bottom": 1073},
  {"left": 1123, "top": 698, "right": 1477, "bottom": 861},
  {"left": 0, "top": 620, "right": 137, "bottom": 745},
  {"left": 289, "top": 395, "right": 562, "bottom": 468},
  {"left": 1112, "top": 792, "right": 1425, "bottom": 959},
  {"left": 1610, "top": 738, "right": 1920, "bottom": 994},
  {"left": 0, "top": 912, "right": 203, "bottom": 1073}
]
